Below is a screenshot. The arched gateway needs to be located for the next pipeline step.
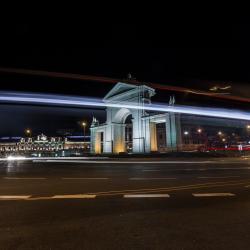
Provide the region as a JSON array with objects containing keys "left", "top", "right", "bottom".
[{"left": 90, "top": 82, "right": 181, "bottom": 154}]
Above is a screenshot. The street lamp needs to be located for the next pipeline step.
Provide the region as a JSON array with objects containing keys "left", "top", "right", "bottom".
[
  {"left": 184, "top": 131, "right": 189, "bottom": 135},
  {"left": 218, "top": 131, "right": 222, "bottom": 136},
  {"left": 25, "top": 129, "right": 32, "bottom": 137},
  {"left": 197, "top": 128, "right": 202, "bottom": 133},
  {"left": 81, "top": 122, "right": 87, "bottom": 147}
]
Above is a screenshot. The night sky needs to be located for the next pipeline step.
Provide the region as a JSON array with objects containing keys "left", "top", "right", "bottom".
[{"left": 0, "top": 12, "right": 249, "bottom": 136}]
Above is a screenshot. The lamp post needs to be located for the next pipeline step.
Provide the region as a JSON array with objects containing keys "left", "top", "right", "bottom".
[
  {"left": 197, "top": 128, "right": 202, "bottom": 134},
  {"left": 81, "top": 122, "right": 87, "bottom": 148},
  {"left": 25, "top": 129, "right": 32, "bottom": 137}
]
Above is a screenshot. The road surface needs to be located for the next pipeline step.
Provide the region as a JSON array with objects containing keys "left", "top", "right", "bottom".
[{"left": 0, "top": 157, "right": 250, "bottom": 249}]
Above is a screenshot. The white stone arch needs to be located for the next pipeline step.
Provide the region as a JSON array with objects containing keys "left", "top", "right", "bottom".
[
  {"left": 90, "top": 82, "right": 182, "bottom": 155},
  {"left": 110, "top": 107, "right": 134, "bottom": 153},
  {"left": 112, "top": 108, "right": 132, "bottom": 124},
  {"left": 91, "top": 83, "right": 156, "bottom": 154},
  {"left": 106, "top": 107, "right": 133, "bottom": 153}
]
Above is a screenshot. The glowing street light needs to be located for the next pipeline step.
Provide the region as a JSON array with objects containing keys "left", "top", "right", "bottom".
[
  {"left": 81, "top": 121, "right": 87, "bottom": 146},
  {"left": 25, "top": 129, "right": 32, "bottom": 137},
  {"left": 222, "top": 138, "right": 226, "bottom": 142},
  {"left": 247, "top": 125, "right": 250, "bottom": 129},
  {"left": 197, "top": 128, "right": 202, "bottom": 133},
  {"left": 218, "top": 131, "right": 222, "bottom": 136},
  {"left": 184, "top": 131, "right": 189, "bottom": 135}
]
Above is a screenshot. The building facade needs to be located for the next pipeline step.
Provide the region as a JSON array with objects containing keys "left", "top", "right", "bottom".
[{"left": 0, "top": 134, "right": 90, "bottom": 156}]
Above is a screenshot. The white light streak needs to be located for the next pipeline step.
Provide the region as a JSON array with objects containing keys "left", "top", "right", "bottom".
[
  {"left": 7, "top": 156, "right": 26, "bottom": 161},
  {"left": 1, "top": 91, "right": 250, "bottom": 120}
]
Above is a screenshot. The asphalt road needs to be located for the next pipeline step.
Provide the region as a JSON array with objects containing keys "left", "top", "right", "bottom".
[{"left": 1, "top": 157, "right": 250, "bottom": 250}]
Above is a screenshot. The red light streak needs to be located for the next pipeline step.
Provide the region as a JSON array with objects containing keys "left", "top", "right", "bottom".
[{"left": 0, "top": 67, "right": 250, "bottom": 104}]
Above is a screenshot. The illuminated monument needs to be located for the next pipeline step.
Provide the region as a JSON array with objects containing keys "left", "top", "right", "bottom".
[{"left": 90, "top": 82, "right": 182, "bottom": 154}]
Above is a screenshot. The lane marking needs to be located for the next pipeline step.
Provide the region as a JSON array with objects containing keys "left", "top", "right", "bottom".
[
  {"left": 143, "top": 169, "right": 209, "bottom": 172},
  {"left": 0, "top": 195, "right": 31, "bottom": 200},
  {"left": 61, "top": 177, "right": 109, "bottom": 180},
  {"left": 142, "top": 170, "right": 161, "bottom": 172},
  {"left": 3, "top": 177, "right": 47, "bottom": 180},
  {"left": 193, "top": 193, "right": 235, "bottom": 197},
  {"left": 86, "top": 180, "right": 250, "bottom": 197},
  {"left": 124, "top": 194, "right": 170, "bottom": 198},
  {"left": 28, "top": 196, "right": 55, "bottom": 201},
  {"left": 129, "top": 177, "right": 177, "bottom": 180},
  {"left": 143, "top": 167, "right": 250, "bottom": 172},
  {"left": 0, "top": 180, "right": 248, "bottom": 200},
  {"left": 0, "top": 194, "right": 96, "bottom": 201},
  {"left": 184, "top": 169, "right": 208, "bottom": 171},
  {"left": 51, "top": 194, "right": 96, "bottom": 199},
  {"left": 198, "top": 176, "right": 240, "bottom": 179},
  {"left": 195, "top": 167, "right": 248, "bottom": 170}
]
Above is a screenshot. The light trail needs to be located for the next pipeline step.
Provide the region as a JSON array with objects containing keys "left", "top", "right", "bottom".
[
  {"left": 1, "top": 91, "right": 250, "bottom": 121},
  {"left": 1, "top": 67, "right": 250, "bottom": 103}
]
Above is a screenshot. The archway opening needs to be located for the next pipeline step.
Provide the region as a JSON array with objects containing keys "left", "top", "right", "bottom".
[
  {"left": 156, "top": 123, "right": 167, "bottom": 152},
  {"left": 125, "top": 114, "right": 133, "bottom": 153}
]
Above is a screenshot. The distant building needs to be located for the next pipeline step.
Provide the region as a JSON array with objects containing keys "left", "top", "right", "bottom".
[{"left": 0, "top": 134, "right": 90, "bottom": 156}]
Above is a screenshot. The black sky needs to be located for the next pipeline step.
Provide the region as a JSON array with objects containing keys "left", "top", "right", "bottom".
[{"left": 0, "top": 11, "right": 249, "bottom": 136}]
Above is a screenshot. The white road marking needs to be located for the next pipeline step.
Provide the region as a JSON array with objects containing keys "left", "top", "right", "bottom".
[
  {"left": 144, "top": 167, "right": 250, "bottom": 172},
  {"left": 0, "top": 195, "right": 31, "bottom": 200},
  {"left": 198, "top": 176, "right": 240, "bottom": 179},
  {"left": 3, "top": 177, "right": 47, "bottom": 180},
  {"left": 51, "top": 194, "right": 96, "bottom": 199},
  {"left": 129, "top": 177, "right": 177, "bottom": 180},
  {"left": 142, "top": 170, "right": 161, "bottom": 172},
  {"left": 124, "top": 194, "right": 170, "bottom": 198},
  {"left": 185, "top": 167, "right": 250, "bottom": 171},
  {"left": 61, "top": 177, "right": 109, "bottom": 180},
  {"left": 184, "top": 169, "right": 208, "bottom": 171},
  {"left": 192, "top": 193, "right": 235, "bottom": 197},
  {"left": 28, "top": 196, "right": 54, "bottom": 201}
]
